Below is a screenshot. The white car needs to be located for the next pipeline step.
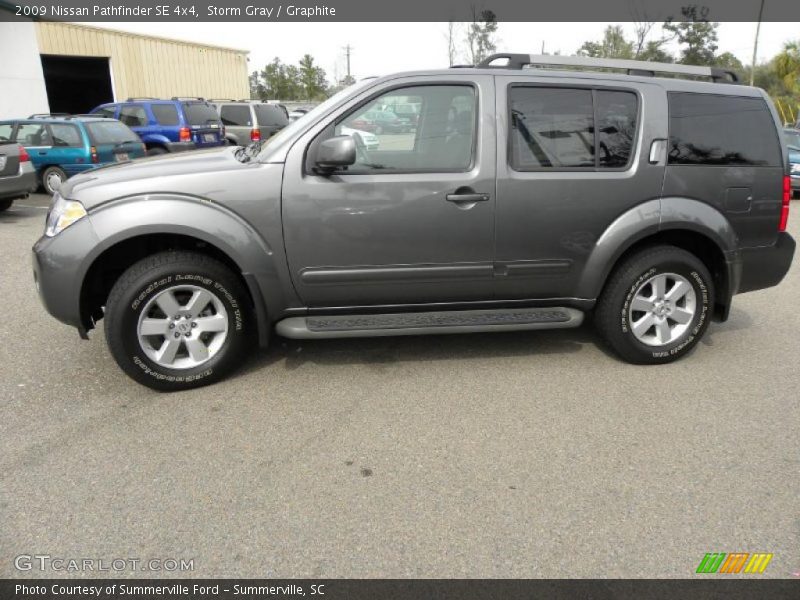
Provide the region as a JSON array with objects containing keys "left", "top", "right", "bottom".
[
  {"left": 340, "top": 126, "right": 379, "bottom": 150},
  {"left": 288, "top": 109, "right": 309, "bottom": 122}
]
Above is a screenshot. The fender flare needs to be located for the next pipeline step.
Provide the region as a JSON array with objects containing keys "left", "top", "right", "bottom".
[
  {"left": 80, "top": 194, "right": 287, "bottom": 344},
  {"left": 576, "top": 197, "right": 738, "bottom": 300},
  {"left": 139, "top": 134, "right": 172, "bottom": 146}
]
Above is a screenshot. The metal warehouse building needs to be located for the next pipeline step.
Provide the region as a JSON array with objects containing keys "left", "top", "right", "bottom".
[{"left": 0, "top": 17, "right": 249, "bottom": 118}]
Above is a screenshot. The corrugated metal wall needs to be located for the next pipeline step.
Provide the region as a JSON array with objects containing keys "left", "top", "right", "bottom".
[{"left": 35, "top": 22, "right": 249, "bottom": 101}]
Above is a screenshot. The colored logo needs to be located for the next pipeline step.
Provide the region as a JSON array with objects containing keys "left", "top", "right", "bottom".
[{"left": 696, "top": 552, "right": 773, "bottom": 574}]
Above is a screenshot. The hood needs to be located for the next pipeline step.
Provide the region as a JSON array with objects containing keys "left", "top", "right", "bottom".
[{"left": 60, "top": 147, "right": 251, "bottom": 209}]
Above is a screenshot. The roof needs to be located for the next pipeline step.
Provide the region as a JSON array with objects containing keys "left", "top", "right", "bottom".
[{"left": 36, "top": 21, "right": 249, "bottom": 55}]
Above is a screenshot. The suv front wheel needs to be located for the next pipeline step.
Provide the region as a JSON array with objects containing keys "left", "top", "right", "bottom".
[
  {"left": 595, "top": 245, "right": 714, "bottom": 364},
  {"left": 104, "top": 251, "right": 254, "bottom": 391}
]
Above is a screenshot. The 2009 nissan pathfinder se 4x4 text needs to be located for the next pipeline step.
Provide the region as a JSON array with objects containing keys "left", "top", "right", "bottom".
[{"left": 33, "top": 54, "right": 795, "bottom": 391}]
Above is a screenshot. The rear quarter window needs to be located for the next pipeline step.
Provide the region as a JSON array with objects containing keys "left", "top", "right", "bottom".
[
  {"left": 668, "top": 93, "right": 781, "bottom": 166},
  {"left": 182, "top": 103, "right": 221, "bottom": 126},
  {"left": 151, "top": 104, "right": 180, "bottom": 126},
  {"left": 254, "top": 105, "right": 289, "bottom": 127},
  {"left": 220, "top": 105, "right": 252, "bottom": 127}
]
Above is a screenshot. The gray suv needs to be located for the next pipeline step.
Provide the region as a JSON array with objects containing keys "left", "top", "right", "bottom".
[
  {"left": 32, "top": 54, "right": 796, "bottom": 391},
  {"left": 211, "top": 100, "right": 289, "bottom": 146}
]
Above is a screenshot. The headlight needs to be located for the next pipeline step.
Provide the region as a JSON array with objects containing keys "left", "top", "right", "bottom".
[{"left": 45, "top": 193, "right": 87, "bottom": 237}]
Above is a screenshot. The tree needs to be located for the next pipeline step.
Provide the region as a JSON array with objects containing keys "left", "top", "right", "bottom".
[
  {"left": 663, "top": 20, "right": 719, "bottom": 66},
  {"left": 637, "top": 40, "right": 674, "bottom": 63},
  {"left": 445, "top": 21, "right": 460, "bottom": 66},
  {"left": 466, "top": 8, "right": 497, "bottom": 64},
  {"left": 298, "top": 54, "right": 328, "bottom": 100},
  {"left": 774, "top": 40, "right": 800, "bottom": 95},
  {"left": 578, "top": 25, "right": 634, "bottom": 59},
  {"left": 713, "top": 52, "right": 744, "bottom": 72},
  {"left": 249, "top": 70, "right": 266, "bottom": 101}
]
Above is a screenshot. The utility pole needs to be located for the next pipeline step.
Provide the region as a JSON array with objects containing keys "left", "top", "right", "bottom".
[
  {"left": 343, "top": 44, "right": 353, "bottom": 80},
  {"left": 750, "top": 0, "right": 765, "bottom": 86}
]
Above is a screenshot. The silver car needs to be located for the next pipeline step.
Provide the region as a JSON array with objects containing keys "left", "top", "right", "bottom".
[{"left": 0, "top": 142, "right": 37, "bottom": 211}]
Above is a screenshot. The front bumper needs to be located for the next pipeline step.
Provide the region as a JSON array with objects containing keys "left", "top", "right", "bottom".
[
  {"left": 32, "top": 216, "right": 101, "bottom": 336},
  {"left": 0, "top": 162, "right": 37, "bottom": 200},
  {"left": 736, "top": 232, "right": 796, "bottom": 294}
]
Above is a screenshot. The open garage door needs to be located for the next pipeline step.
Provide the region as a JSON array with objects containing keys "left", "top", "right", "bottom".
[{"left": 40, "top": 55, "right": 113, "bottom": 115}]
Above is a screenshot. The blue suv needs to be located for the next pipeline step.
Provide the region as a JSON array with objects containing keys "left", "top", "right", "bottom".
[
  {"left": 0, "top": 115, "right": 146, "bottom": 194},
  {"left": 90, "top": 98, "right": 225, "bottom": 156}
]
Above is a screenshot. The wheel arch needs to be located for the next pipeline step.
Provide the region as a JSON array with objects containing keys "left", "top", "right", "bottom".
[
  {"left": 78, "top": 198, "right": 286, "bottom": 345},
  {"left": 579, "top": 197, "right": 738, "bottom": 321}
]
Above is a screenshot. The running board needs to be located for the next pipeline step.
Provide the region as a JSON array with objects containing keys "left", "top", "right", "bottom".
[{"left": 275, "top": 307, "right": 584, "bottom": 339}]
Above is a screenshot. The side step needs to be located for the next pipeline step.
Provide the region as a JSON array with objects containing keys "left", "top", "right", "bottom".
[{"left": 275, "top": 307, "right": 584, "bottom": 339}]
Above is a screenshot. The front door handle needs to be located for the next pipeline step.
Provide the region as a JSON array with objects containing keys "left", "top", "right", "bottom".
[{"left": 446, "top": 192, "right": 490, "bottom": 203}]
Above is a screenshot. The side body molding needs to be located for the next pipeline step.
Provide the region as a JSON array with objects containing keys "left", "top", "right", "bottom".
[{"left": 576, "top": 197, "right": 739, "bottom": 301}]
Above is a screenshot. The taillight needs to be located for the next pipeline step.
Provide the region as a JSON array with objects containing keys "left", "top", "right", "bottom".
[
  {"left": 179, "top": 127, "right": 191, "bottom": 142},
  {"left": 779, "top": 175, "right": 790, "bottom": 232},
  {"left": 250, "top": 128, "right": 260, "bottom": 142},
  {"left": 90, "top": 146, "right": 98, "bottom": 163},
  {"left": 18, "top": 145, "right": 30, "bottom": 162}
]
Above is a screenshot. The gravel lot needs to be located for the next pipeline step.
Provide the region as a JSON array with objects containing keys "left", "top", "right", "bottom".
[{"left": 1, "top": 193, "right": 798, "bottom": 578}]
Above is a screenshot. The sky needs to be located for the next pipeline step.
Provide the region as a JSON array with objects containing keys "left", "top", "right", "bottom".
[{"left": 87, "top": 21, "right": 800, "bottom": 83}]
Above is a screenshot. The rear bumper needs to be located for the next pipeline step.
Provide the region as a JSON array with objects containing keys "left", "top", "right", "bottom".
[
  {"left": 735, "top": 232, "right": 796, "bottom": 294},
  {"left": 0, "top": 162, "right": 37, "bottom": 199},
  {"left": 164, "top": 141, "right": 196, "bottom": 153}
]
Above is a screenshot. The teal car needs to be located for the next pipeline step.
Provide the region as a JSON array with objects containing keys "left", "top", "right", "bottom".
[
  {"left": 785, "top": 128, "right": 800, "bottom": 198},
  {"left": 0, "top": 115, "right": 146, "bottom": 194}
]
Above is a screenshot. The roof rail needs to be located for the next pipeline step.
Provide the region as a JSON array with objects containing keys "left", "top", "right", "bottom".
[
  {"left": 28, "top": 113, "right": 70, "bottom": 119},
  {"left": 126, "top": 97, "right": 159, "bottom": 101},
  {"left": 208, "top": 98, "right": 238, "bottom": 102},
  {"left": 475, "top": 53, "right": 739, "bottom": 83},
  {"left": 171, "top": 96, "right": 206, "bottom": 101},
  {"left": 69, "top": 113, "right": 113, "bottom": 119}
]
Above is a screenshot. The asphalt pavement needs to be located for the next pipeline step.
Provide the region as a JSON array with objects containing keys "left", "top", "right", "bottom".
[{"left": 1, "top": 193, "right": 798, "bottom": 578}]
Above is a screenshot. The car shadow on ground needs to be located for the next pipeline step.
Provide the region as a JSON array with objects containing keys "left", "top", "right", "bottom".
[{"left": 237, "top": 323, "right": 603, "bottom": 376}]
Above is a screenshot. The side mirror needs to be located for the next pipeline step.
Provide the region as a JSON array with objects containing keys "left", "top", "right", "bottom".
[{"left": 315, "top": 135, "right": 356, "bottom": 173}]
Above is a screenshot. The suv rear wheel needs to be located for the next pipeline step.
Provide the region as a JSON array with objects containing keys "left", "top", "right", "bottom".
[
  {"left": 595, "top": 245, "right": 714, "bottom": 364},
  {"left": 104, "top": 251, "right": 254, "bottom": 391},
  {"left": 0, "top": 199, "right": 13, "bottom": 212}
]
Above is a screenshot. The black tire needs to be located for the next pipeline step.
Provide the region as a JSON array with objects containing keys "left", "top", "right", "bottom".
[
  {"left": 0, "top": 199, "right": 12, "bottom": 212},
  {"left": 595, "top": 245, "right": 714, "bottom": 364},
  {"left": 104, "top": 251, "right": 255, "bottom": 391},
  {"left": 41, "top": 166, "right": 66, "bottom": 195},
  {"left": 147, "top": 146, "right": 168, "bottom": 156}
]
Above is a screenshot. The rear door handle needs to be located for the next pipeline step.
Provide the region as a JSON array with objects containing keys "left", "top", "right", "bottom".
[{"left": 446, "top": 192, "right": 489, "bottom": 203}]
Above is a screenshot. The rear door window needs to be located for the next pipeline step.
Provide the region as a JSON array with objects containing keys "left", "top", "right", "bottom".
[
  {"left": 119, "top": 105, "right": 148, "bottom": 128},
  {"left": 151, "top": 104, "right": 180, "bottom": 126},
  {"left": 183, "top": 103, "right": 221, "bottom": 126},
  {"left": 49, "top": 123, "right": 83, "bottom": 147},
  {"left": 93, "top": 106, "right": 117, "bottom": 119},
  {"left": 668, "top": 93, "right": 781, "bottom": 166},
  {"left": 220, "top": 105, "right": 252, "bottom": 126},
  {"left": 254, "top": 105, "right": 288, "bottom": 127}
]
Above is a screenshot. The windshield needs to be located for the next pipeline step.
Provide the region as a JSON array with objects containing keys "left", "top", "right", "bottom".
[
  {"left": 85, "top": 121, "right": 140, "bottom": 144},
  {"left": 182, "top": 102, "right": 221, "bottom": 126},
  {"left": 256, "top": 79, "right": 376, "bottom": 157}
]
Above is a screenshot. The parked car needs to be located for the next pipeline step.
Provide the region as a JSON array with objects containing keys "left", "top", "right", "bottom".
[
  {"left": 210, "top": 100, "right": 289, "bottom": 146},
  {"left": 340, "top": 126, "right": 379, "bottom": 151},
  {"left": 0, "top": 142, "right": 37, "bottom": 211},
  {"left": 33, "top": 54, "right": 795, "bottom": 391},
  {"left": 0, "top": 115, "right": 146, "bottom": 194},
  {"left": 288, "top": 108, "right": 311, "bottom": 122},
  {"left": 347, "top": 108, "right": 407, "bottom": 134},
  {"left": 90, "top": 98, "right": 225, "bottom": 156},
  {"left": 784, "top": 127, "right": 800, "bottom": 198}
]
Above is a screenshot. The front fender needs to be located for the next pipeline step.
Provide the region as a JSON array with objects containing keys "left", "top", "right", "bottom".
[
  {"left": 576, "top": 197, "right": 738, "bottom": 300},
  {"left": 83, "top": 195, "right": 287, "bottom": 339}
]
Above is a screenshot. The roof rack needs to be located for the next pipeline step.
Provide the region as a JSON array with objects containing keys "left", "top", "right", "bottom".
[
  {"left": 69, "top": 113, "right": 113, "bottom": 119},
  {"left": 171, "top": 96, "right": 206, "bottom": 101},
  {"left": 208, "top": 98, "right": 238, "bottom": 102},
  {"left": 28, "top": 113, "right": 71, "bottom": 119},
  {"left": 126, "top": 97, "right": 159, "bottom": 101},
  {"left": 474, "top": 53, "right": 739, "bottom": 83}
]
